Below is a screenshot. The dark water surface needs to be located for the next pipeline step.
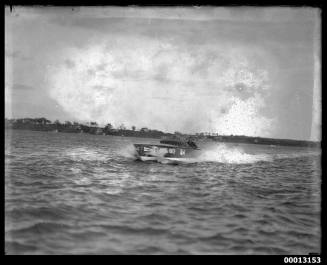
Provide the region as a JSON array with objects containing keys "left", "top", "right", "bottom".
[{"left": 5, "top": 130, "right": 321, "bottom": 254}]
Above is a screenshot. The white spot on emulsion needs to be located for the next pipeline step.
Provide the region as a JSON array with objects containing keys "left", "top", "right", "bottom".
[{"left": 47, "top": 38, "right": 276, "bottom": 136}]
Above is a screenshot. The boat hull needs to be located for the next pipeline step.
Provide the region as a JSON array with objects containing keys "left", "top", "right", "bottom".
[
  {"left": 133, "top": 143, "right": 200, "bottom": 163},
  {"left": 136, "top": 155, "right": 196, "bottom": 164}
]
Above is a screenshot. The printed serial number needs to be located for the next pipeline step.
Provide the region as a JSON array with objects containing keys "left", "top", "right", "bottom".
[{"left": 284, "top": 257, "right": 321, "bottom": 263}]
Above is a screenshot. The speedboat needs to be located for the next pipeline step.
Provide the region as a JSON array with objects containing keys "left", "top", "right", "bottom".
[{"left": 134, "top": 136, "right": 200, "bottom": 163}]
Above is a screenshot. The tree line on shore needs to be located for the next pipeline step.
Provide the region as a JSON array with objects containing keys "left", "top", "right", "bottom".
[
  {"left": 4, "top": 117, "right": 320, "bottom": 147},
  {"left": 4, "top": 117, "right": 171, "bottom": 138}
]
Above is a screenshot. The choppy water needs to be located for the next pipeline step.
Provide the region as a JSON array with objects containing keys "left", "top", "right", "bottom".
[{"left": 5, "top": 130, "right": 321, "bottom": 255}]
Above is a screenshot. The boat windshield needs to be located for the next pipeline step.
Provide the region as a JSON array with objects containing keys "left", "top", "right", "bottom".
[
  {"left": 160, "top": 138, "right": 198, "bottom": 149},
  {"left": 187, "top": 140, "right": 198, "bottom": 149},
  {"left": 160, "top": 139, "right": 187, "bottom": 147}
]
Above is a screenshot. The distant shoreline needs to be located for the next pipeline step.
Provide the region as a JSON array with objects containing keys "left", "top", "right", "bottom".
[{"left": 5, "top": 118, "right": 320, "bottom": 148}]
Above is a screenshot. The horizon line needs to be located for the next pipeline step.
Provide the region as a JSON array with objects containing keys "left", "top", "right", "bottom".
[{"left": 5, "top": 116, "right": 321, "bottom": 143}]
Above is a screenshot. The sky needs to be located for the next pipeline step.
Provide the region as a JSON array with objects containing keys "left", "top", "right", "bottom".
[{"left": 5, "top": 6, "right": 321, "bottom": 141}]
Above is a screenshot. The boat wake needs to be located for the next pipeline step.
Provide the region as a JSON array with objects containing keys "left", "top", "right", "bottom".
[
  {"left": 199, "top": 144, "right": 272, "bottom": 164},
  {"left": 118, "top": 145, "right": 138, "bottom": 159},
  {"left": 188, "top": 144, "right": 319, "bottom": 164},
  {"left": 121, "top": 143, "right": 320, "bottom": 165},
  {"left": 197, "top": 144, "right": 272, "bottom": 164}
]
